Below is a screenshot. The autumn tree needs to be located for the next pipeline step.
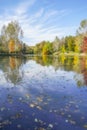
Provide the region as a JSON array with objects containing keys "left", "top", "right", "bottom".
[
  {"left": 1, "top": 21, "right": 23, "bottom": 53},
  {"left": 77, "top": 19, "right": 87, "bottom": 35},
  {"left": 42, "top": 42, "right": 53, "bottom": 55},
  {"left": 74, "top": 36, "right": 81, "bottom": 53},
  {"left": 34, "top": 41, "right": 46, "bottom": 55},
  {"left": 8, "top": 39, "right": 15, "bottom": 53},
  {"left": 81, "top": 37, "right": 87, "bottom": 53},
  {"left": 5, "top": 21, "right": 23, "bottom": 41},
  {"left": 77, "top": 19, "right": 87, "bottom": 53}
]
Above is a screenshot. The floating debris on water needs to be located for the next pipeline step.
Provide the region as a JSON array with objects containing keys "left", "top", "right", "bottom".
[{"left": 48, "top": 124, "right": 53, "bottom": 128}]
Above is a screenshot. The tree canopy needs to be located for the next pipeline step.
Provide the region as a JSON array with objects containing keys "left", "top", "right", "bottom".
[{"left": 77, "top": 19, "right": 87, "bottom": 35}]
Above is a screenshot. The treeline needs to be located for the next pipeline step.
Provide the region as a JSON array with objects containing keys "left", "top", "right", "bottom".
[
  {"left": 0, "top": 19, "right": 87, "bottom": 55},
  {"left": 28, "top": 19, "right": 87, "bottom": 55}
]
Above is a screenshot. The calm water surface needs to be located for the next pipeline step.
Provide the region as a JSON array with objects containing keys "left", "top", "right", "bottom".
[{"left": 0, "top": 55, "right": 87, "bottom": 130}]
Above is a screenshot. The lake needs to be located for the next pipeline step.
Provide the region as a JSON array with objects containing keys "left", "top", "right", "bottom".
[{"left": 0, "top": 55, "right": 87, "bottom": 130}]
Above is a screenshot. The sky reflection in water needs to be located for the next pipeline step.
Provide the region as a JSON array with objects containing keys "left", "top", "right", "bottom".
[{"left": 0, "top": 56, "right": 87, "bottom": 130}]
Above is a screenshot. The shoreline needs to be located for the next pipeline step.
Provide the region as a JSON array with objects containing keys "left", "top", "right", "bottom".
[{"left": 0, "top": 52, "right": 87, "bottom": 57}]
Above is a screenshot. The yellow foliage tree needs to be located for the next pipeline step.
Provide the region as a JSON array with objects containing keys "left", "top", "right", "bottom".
[
  {"left": 74, "top": 36, "right": 81, "bottom": 53},
  {"left": 8, "top": 39, "right": 15, "bottom": 53}
]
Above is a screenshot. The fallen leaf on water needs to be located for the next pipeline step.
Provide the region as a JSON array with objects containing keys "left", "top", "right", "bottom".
[
  {"left": 37, "top": 97, "right": 43, "bottom": 102},
  {"left": 0, "top": 107, "right": 5, "bottom": 111},
  {"left": 25, "top": 94, "right": 30, "bottom": 99},
  {"left": 48, "top": 124, "right": 53, "bottom": 128},
  {"left": 36, "top": 106, "right": 42, "bottom": 110},
  {"left": 30, "top": 103, "right": 35, "bottom": 108},
  {"left": 84, "top": 125, "right": 87, "bottom": 128},
  {"left": 70, "top": 120, "right": 76, "bottom": 125},
  {"left": 65, "top": 119, "right": 68, "bottom": 123},
  {"left": 35, "top": 118, "right": 38, "bottom": 122}
]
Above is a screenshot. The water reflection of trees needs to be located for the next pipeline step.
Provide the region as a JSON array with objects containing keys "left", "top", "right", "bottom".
[
  {"left": 31, "top": 55, "right": 87, "bottom": 87},
  {"left": 0, "top": 55, "right": 87, "bottom": 87},
  {"left": 0, "top": 56, "right": 27, "bottom": 85},
  {"left": 80, "top": 56, "right": 87, "bottom": 86},
  {"left": 31, "top": 55, "right": 81, "bottom": 72},
  {"left": 6, "top": 57, "right": 23, "bottom": 84}
]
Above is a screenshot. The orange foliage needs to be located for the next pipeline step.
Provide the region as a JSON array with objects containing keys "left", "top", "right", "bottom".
[
  {"left": 8, "top": 39, "right": 15, "bottom": 53},
  {"left": 81, "top": 37, "right": 87, "bottom": 53},
  {"left": 9, "top": 57, "right": 16, "bottom": 69}
]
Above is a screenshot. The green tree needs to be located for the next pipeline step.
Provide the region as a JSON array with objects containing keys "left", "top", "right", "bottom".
[
  {"left": 5, "top": 21, "right": 23, "bottom": 41},
  {"left": 61, "top": 45, "right": 65, "bottom": 53},
  {"left": 42, "top": 42, "right": 53, "bottom": 55},
  {"left": 65, "top": 36, "right": 75, "bottom": 52},
  {"left": 22, "top": 43, "right": 26, "bottom": 54},
  {"left": 77, "top": 19, "right": 87, "bottom": 35},
  {"left": 34, "top": 41, "right": 46, "bottom": 55}
]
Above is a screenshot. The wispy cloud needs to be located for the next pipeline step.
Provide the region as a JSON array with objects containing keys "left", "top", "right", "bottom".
[
  {"left": 15, "top": 0, "right": 36, "bottom": 15},
  {"left": 0, "top": 0, "right": 75, "bottom": 46}
]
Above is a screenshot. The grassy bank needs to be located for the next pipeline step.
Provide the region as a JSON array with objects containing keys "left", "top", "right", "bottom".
[{"left": 53, "top": 52, "right": 87, "bottom": 57}]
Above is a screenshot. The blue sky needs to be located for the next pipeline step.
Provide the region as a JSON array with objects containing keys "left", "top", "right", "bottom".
[{"left": 0, "top": 0, "right": 87, "bottom": 46}]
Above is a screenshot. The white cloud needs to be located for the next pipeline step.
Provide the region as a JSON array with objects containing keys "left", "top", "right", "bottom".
[
  {"left": 0, "top": 0, "right": 76, "bottom": 46},
  {"left": 15, "top": 0, "right": 36, "bottom": 15}
]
